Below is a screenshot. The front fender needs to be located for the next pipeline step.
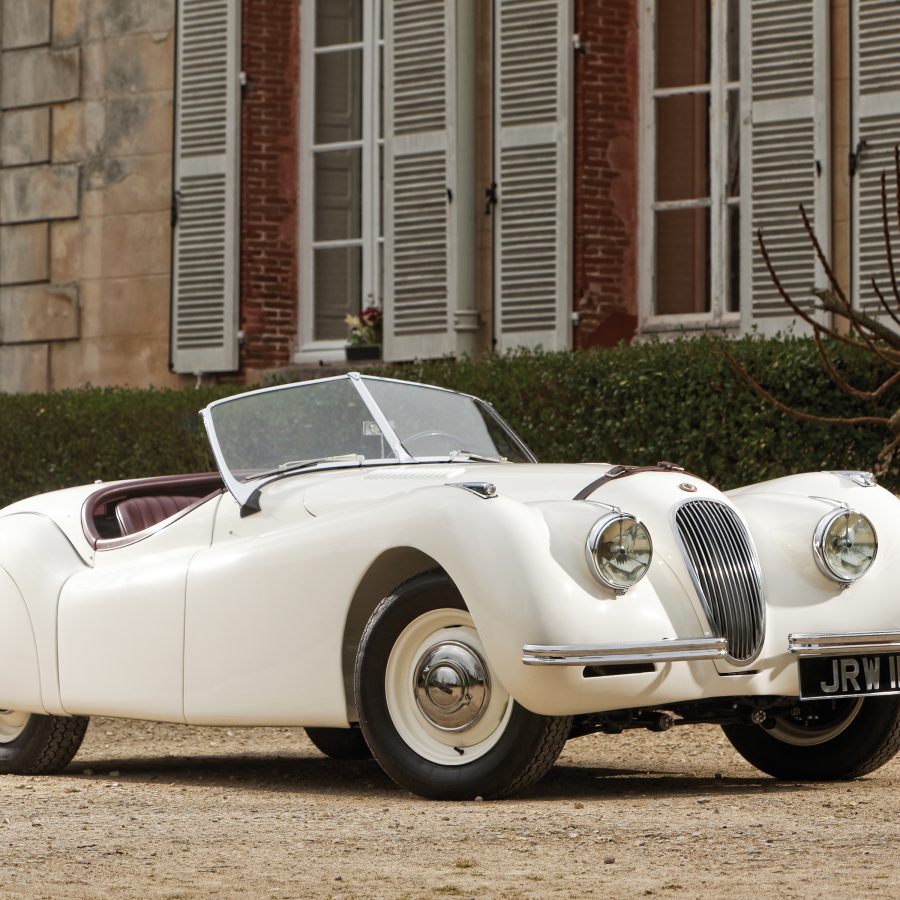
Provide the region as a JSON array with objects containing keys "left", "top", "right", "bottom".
[{"left": 728, "top": 474, "right": 900, "bottom": 638}]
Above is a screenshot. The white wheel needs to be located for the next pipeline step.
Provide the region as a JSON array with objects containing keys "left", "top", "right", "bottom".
[
  {"left": 355, "top": 572, "right": 573, "bottom": 800},
  {"left": 0, "top": 710, "right": 29, "bottom": 744},
  {"left": 384, "top": 608, "right": 513, "bottom": 766}
]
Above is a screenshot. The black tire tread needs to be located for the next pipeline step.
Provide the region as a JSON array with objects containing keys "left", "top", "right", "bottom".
[
  {"left": 846, "top": 702, "right": 900, "bottom": 778},
  {"left": 22, "top": 715, "right": 89, "bottom": 775},
  {"left": 494, "top": 712, "right": 573, "bottom": 799}
]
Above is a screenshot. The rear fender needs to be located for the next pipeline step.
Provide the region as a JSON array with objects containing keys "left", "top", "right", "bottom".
[
  {"left": 0, "top": 514, "right": 88, "bottom": 714},
  {"left": 0, "top": 566, "right": 43, "bottom": 712}
]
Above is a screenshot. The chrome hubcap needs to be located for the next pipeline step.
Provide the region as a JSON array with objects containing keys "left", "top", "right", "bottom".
[{"left": 414, "top": 641, "right": 490, "bottom": 731}]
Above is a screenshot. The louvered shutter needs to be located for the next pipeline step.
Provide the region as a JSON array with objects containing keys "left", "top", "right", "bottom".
[
  {"left": 743, "top": 0, "right": 830, "bottom": 333},
  {"left": 494, "top": 0, "right": 571, "bottom": 352},
  {"left": 383, "top": 0, "right": 476, "bottom": 362},
  {"left": 171, "top": 0, "right": 241, "bottom": 373},
  {"left": 853, "top": 0, "right": 900, "bottom": 314}
]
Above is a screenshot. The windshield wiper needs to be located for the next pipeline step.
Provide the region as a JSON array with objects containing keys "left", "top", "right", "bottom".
[
  {"left": 448, "top": 449, "right": 507, "bottom": 464},
  {"left": 254, "top": 453, "right": 365, "bottom": 480}
]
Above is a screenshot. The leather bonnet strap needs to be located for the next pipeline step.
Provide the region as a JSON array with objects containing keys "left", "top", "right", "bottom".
[{"left": 573, "top": 461, "right": 693, "bottom": 501}]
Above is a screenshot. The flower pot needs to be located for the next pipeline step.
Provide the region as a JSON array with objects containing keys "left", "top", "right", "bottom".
[{"left": 345, "top": 344, "right": 381, "bottom": 361}]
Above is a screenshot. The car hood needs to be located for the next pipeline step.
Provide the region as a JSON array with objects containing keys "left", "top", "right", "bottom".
[{"left": 300, "top": 462, "right": 642, "bottom": 516}]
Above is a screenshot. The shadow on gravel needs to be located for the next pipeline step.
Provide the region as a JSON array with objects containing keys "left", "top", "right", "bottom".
[
  {"left": 529, "top": 764, "right": 811, "bottom": 801},
  {"left": 62, "top": 754, "right": 398, "bottom": 795},
  {"left": 59, "top": 754, "right": 810, "bottom": 801}
]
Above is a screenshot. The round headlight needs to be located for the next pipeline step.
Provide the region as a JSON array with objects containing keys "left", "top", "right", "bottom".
[
  {"left": 813, "top": 507, "right": 877, "bottom": 585},
  {"left": 586, "top": 513, "right": 653, "bottom": 593}
]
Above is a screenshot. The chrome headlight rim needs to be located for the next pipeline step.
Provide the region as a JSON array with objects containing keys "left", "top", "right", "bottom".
[
  {"left": 812, "top": 507, "right": 878, "bottom": 586},
  {"left": 585, "top": 512, "right": 653, "bottom": 594}
]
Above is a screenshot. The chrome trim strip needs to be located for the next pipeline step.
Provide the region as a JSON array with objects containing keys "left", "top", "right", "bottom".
[
  {"left": 788, "top": 632, "right": 900, "bottom": 656},
  {"left": 448, "top": 482, "right": 498, "bottom": 499},
  {"left": 522, "top": 637, "right": 728, "bottom": 666}
]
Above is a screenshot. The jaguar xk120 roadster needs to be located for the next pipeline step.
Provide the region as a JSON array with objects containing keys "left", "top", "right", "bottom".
[{"left": 1, "top": 374, "right": 898, "bottom": 798}]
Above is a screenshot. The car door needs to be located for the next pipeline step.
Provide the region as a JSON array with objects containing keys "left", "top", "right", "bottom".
[{"left": 182, "top": 480, "right": 351, "bottom": 727}]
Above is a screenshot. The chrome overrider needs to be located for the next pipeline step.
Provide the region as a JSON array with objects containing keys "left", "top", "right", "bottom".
[
  {"left": 788, "top": 631, "right": 900, "bottom": 656},
  {"left": 522, "top": 637, "right": 728, "bottom": 666}
]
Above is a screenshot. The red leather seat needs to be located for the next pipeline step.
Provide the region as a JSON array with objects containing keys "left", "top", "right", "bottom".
[{"left": 115, "top": 495, "right": 198, "bottom": 536}]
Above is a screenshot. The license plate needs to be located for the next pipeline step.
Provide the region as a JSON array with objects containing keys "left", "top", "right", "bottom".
[{"left": 799, "top": 653, "right": 900, "bottom": 700}]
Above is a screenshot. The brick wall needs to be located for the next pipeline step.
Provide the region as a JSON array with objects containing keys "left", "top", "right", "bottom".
[
  {"left": 239, "top": 0, "right": 299, "bottom": 376},
  {"left": 572, "top": 0, "right": 639, "bottom": 348}
]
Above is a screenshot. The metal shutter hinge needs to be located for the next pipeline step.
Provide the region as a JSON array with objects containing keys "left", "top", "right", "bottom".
[
  {"left": 484, "top": 181, "right": 497, "bottom": 215},
  {"left": 849, "top": 139, "right": 868, "bottom": 177},
  {"left": 171, "top": 190, "right": 181, "bottom": 227}
]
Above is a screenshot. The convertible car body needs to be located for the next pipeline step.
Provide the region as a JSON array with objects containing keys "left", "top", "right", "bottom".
[{"left": 1, "top": 373, "right": 899, "bottom": 799}]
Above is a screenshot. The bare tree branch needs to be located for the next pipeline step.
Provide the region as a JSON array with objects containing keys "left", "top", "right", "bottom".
[
  {"left": 725, "top": 351, "right": 892, "bottom": 429},
  {"left": 870, "top": 278, "right": 900, "bottom": 331},
  {"left": 812, "top": 331, "right": 900, "bottom": 401},
  {"left": 799, "top": 205, "right": 899, "bottom": 366}
]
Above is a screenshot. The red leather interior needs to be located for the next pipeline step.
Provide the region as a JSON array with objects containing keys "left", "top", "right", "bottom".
[{"left": 115, "top": 495, "right": 199, "bottom": 536}]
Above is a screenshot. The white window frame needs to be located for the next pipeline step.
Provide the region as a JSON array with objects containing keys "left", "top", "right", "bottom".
[
  {"left": 296, "top": 0, "right": 384, "bottom": 363},
  {"left": 637, "top": 0, "right": 743, "bottom": 333}
]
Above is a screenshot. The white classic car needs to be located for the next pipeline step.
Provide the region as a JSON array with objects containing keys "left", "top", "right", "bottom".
[{"left": 1, "top": 374, "right": 899, "bottom": 799}]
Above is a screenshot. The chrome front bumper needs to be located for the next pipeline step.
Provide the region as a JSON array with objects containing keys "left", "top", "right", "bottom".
[
  {"left": 788, "top": 631, "right": 900, "bottom": 656},
  {"left": 522, "top": 637, "right": 728, "bottom": 667},
  {"left": 523, "top": 631, "right": 900, "bottom": 667}
]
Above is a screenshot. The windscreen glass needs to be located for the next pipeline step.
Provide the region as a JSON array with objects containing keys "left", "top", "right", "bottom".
[
  {"left": 363, "top": 378, "right": 532, "bottom": 462},
  {"left": 209, "top": 380, "right": 398, "bottom": 482}
]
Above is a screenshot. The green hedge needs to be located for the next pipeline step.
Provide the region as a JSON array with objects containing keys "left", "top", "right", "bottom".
[{"left": 0, "top": 336, "right": 895, "bottom": 508}]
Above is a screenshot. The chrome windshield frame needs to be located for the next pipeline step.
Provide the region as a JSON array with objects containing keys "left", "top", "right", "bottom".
[{"left": 200, "top": 373, "right": 536, "bottom": 513}]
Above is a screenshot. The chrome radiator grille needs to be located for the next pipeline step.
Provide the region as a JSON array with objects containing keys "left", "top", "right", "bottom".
[{"left": 674, "top": 500, "right": 765, "bottom": 663}]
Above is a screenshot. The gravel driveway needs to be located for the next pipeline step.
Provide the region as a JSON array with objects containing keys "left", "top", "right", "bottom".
[{"left": 1, "top": 716, "right": 898, "bottom": 898}]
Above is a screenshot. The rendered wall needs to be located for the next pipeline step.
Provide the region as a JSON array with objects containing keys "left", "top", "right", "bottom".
[{"left": 0, "top": 0, "right": 184, "bottom": 392}]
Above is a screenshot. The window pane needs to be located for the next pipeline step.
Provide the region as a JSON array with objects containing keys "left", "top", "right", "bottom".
[
  {"left": 727, "top": 0, "right": 740, "bottom": 83},
  {"left": 656, "top": 0, "right": 709, "bottom": 88},
  {"left": 655, "top": 207, "right": 710, "bottom": 314},
  {"left": 727, "top": 89, "right": 740, "bottom": 198},
  {"left": 316, "top": 0, "right": 362, "bottom": 47},
  {"left": 314, "top": 148, "right": 362, "bottom": 241},
  {"left": 727, "top": 204, "right": 740, "bottom": 313},
  {"left": 315, "top": 246, "right": 362, "bottom": 340},
  {"left": 656, "top": 93, "right": 709, "bottom": 202},
  {"left": 315, "top": 49, "right": 362, "bottom": 143}
]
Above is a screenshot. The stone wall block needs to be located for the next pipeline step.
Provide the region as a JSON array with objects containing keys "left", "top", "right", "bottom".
[
  {"left": 52, "top": 0, "right": 85, "bottom": 46},
  {"left": 106, "top": 31, "right": 174, "bottom": 96},
  {"left": 101, "top": 211, "right": 169, "bottom": 278},
  {"left": 51, "top": 103, "right": 85, "bottom": 162},
  {"left": 1, "top": 46, "right": 81, "bottom": 109},
  {"left": 1, "top": 0, "right": 51, "bottom": 50},
  {"left": 103, "top": 94, "right": 173, "bottom": 157},
  {"left": 0, "top": 343, "right": 49, "bottom": 393},
  {"left": 97, "top": 154, "right": 172, "bottom": 215},
  {"left": 0, "top": 222, "right": 49, "bottom": 284},
  {"left": 0, "top": 164, "right": 80, "bottom": 223},
  {"left": 50, "top": 219, "right": 82, "bottom": 282},
  {"left": 0, "top": 283, "right": 79, "bottom": 342},
  {"left": 50, "top": 335, "right": 179, "bottom": 390},
  {"left": 80, "top": 274, "right": 168, "bottom": 338},
  {"left": 88, "top": 0, "right": 174, "bottom": 39},
  {"left": 0, "top": 107, "right": 50, "bottom": 166}
]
